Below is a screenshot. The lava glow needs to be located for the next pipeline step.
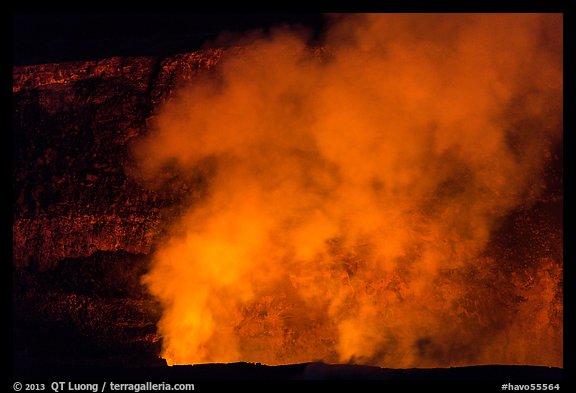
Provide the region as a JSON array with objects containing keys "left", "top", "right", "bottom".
[{"left": 131, "top": 14, "right": 562, "bottom": 367}]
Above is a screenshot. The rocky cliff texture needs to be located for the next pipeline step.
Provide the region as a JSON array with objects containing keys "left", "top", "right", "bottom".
[
  {"left": 13, "top": 50, "right": 229, "bottom": 368},
  {"left": 13, "top": 50, "right": 228, "bottom": 270},
  {"left": 12, "top": 49, "right": 563, "bottom": 370}
]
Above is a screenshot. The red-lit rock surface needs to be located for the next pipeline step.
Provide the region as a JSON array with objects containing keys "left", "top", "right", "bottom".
[
  {"left": 13, "top": 50, "right": 228, "bottom": 368},
  {"left": 12, "top": 50, "right": 562, "bottom": 370},
  {"left": 13, "top": 51, "right": 228, "bottom": 270}
]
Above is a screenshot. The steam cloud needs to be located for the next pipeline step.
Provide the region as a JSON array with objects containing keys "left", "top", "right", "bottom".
[{"left": 131, "top": 14, "right": 562, "bottom": 367}]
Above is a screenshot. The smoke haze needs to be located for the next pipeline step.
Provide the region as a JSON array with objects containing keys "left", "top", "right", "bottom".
[{"left": 131, "top": 13, "right": 562, "bottom": 367}]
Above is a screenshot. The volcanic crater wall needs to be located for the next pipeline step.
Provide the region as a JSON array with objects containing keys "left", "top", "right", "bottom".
[
  {"left": 12, "top": 44, "right": 562, "bottom": 368},
  {"left": 12, "top": 50, "right": 228, "bottom": 367},
  {"left": 13, "top": 51, "right": 229, "bottom": 269}
]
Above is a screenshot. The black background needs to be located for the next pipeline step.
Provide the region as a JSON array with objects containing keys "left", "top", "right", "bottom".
[
  {"left": 12, "top": 13, "right": 326, "bottom": 66},
  {"left": 11, "top": 2, "right": 568, "bottom": 65}
]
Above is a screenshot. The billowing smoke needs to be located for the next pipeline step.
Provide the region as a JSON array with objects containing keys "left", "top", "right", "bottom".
[{"left": 131, "top": 14, "right": 562, "bottom": 367}]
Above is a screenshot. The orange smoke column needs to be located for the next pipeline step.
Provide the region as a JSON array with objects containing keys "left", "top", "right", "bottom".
[{"left": 132, "top": 14, "right": 562, "bottom": 367}]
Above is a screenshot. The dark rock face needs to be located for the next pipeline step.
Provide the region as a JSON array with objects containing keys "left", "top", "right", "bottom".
[
  {"left": 13, "top": 51, "right": 226, "bottom": 270},
  {"left": 14, "top": 362, "right": 564, "bottom": 381},
  {"left": 12, "top": 49, "right": 563, "bottom": 372},
  {"left": 12, "top": 51, "right": 226, "bottom": 368}
]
